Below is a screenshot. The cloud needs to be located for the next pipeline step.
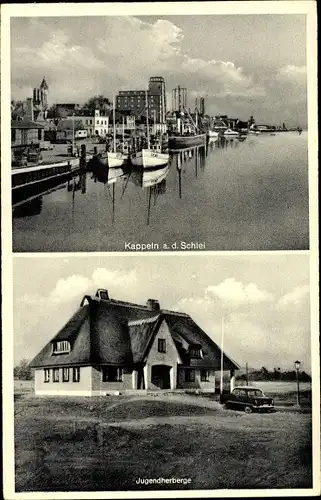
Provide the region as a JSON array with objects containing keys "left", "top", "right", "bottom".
[
  {"left": 182, "top": 56, "right": 266, "bottom": 99},
  {"left": 205, "top": 278, "right": 274, "bottom": 307},
  {"left": 11, "top": 16, "right": 265, "bottom": 105},
  {"left": 14, "top": 267, "right": 138, "bottom": 363},
  {"left": 278, "top": 65, "right": 307, "bottom": 78},
  {"left": 277, "top": 284, "right": 310, "bottom": 308},
  {"left": 20, "top": 267, "right": 138, "bottom": 306}
]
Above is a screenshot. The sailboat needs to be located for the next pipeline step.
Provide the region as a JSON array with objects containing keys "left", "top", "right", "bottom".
[
  {"left": 131, "top": 91, "right": 169, "bottom": 169},
  {"left": 107, "top": 97, "right": 128, "bottom": 168}
]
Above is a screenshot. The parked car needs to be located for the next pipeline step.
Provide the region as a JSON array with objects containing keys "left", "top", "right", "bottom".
[
  {"left": 27, "top": 148, "right": 43, "bottom": 165},
  {"left": 12, "top": 148, "right": 28, "bottom": 168},
  {"left": 220, "top": 386, "right": 274, "bottom": 413},
  {"left": 40, "top": 140, "right": 54, "bottom": 151}
]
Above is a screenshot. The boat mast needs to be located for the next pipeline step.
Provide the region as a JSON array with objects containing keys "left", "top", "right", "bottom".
[
  {"left": 122, "top": 116, "right": 125, "bottom": 153},
  {"left": 146, "top": 90, "right": 150, "bottom": 149},
  {"left": 113, "top": 96, "right": 116, "bottom": 153}
]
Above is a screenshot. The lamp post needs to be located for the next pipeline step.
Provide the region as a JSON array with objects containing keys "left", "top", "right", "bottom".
[{"left": 294, "top": 360, "right": 301, "bottom": 406}]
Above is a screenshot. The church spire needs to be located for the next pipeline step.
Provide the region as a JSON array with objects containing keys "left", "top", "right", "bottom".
[{"left": 40, "top": 76, "right": 48, "bottom": 90}]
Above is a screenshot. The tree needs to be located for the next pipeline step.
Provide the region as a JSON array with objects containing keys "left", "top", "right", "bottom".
[
  {"left": 14, "top": 359, "right": 33, "bottom": 380},
  {"left": 11, "top": 100, "right": 26, "bottom": 120},
  {"left": 47, "top": 105, "right": 69, "bottom": 125},
  {"left": 82, "top": 95, "right": 112, "bottom": 115}
]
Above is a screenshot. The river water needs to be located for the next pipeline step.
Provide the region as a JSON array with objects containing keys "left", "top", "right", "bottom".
[{"left": 12, "top": 131, "right": 309, "bottom": 252}]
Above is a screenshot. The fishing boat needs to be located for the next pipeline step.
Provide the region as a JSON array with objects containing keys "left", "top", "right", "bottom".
[
  {"left": 168, "top": 107, "right": 206, "bottom": 150},
  {"left": 131, "top": 91, "right": 169, "bottom": 169},
  {"left": 223, "top": 128, "right": 239, "bottom": 137},
  {"left": 107, "top": 99, "right": 128, "bottom": 168}
]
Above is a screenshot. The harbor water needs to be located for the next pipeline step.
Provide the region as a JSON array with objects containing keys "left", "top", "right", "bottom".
[{"left": 12, "top": 131, "right": 309, "bottom": 252}]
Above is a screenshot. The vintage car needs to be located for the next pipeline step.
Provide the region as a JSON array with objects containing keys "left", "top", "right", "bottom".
[{"left": 220, "top": 386, "right": 274, "bottom": 413}]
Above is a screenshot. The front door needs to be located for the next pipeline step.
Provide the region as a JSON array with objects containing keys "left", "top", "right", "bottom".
[{"left": 151, "top": 365, "right": 171, "bottom": 389}]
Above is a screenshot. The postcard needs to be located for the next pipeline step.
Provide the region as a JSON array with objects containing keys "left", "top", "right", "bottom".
[{"left": 1, "top": 1, "right": 319, "bottom": 499}]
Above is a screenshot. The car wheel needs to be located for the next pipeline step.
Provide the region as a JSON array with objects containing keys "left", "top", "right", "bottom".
[{"left": 244, "top": 405, "right": 253, "bottom": 414}]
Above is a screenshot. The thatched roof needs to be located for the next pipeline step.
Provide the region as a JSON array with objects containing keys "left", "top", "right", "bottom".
[{"left": 30, "top": 295, "right": 239, "bottom": 370}]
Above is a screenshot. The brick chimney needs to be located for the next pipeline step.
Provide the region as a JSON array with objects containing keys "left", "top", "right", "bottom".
[
  {"left": 146, "top": 299, "right": 160, "bottom": 311},
  {"left": 95, "top": 289, "right": 109, "bottom": 300}
]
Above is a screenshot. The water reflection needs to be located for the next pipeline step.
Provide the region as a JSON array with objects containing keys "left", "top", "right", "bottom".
[
  {"left": 174, "top": 145, "right": 207, "bottom": 198},
  {"left": 130, "top": 165, "right": 169, "bottom": 225},
  {"left": 13, "top": 196, "right": 44, "bottom": 218}
]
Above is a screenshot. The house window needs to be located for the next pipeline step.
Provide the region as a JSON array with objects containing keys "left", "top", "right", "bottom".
[
  {"left": 158, "top": 339, "right": 166, "bottom": 353},
  {"left": 53, "top": 368, "right": 60, "bottom": 382},
  {"left": 185, "top": 369, "right": 195, "bottom": 382},
  {"left": 38, "top": 129, "right": 42, "bottom": 140},
  {"left": 190, "top": 346, "right": 202, "bottom": 358},
  {"left": 11, "top": 128, "right": 16, "bottom": 142},
  {"left": 62, "top": 367, "right": 70, "bottom": 382},
  {"left": 201, "top": 369, "right": 210, "bottom": 382},
  {"left": 102, "top": 367, "right": 123, "bottom": 382},
  {"left": 72, "top": 367, "right": 80, "bottom": 383},
  {"left": 44, "top": 368, "right": 50, "bottom": 383},
  {"left": 53, "top": 340, "right": 70, "bottom": 354}
]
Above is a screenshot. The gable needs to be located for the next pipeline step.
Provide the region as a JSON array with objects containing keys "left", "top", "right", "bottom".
[
  {"left": 145, "top": 318, "right": 182, "bottom": 365},
  {"left": 165, "top": 314, "right": 239, "bottom": 370}
]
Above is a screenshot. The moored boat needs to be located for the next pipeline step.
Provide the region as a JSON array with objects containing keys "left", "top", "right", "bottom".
[
  {"left": 106, "top": 98, "right": 129, "bottom": 168},
  {"left": 207, "top": 130, "right": 219, "bottom": 139},
  {"left": 224, "top": 128, "right": 239, "bottom": 137},
  {"left": 131, "top": 149, "right": 169, "bottom": 168},
  {"left": 168, "top": 133, "right": 206, "bottom": 150},
  {"left": 130, "top": 91, "right": 169, "bottom": 168}
]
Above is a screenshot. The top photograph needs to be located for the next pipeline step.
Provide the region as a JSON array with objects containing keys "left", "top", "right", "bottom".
[{"left": 9, "top": 10, "right": 313, "bottom": 252}]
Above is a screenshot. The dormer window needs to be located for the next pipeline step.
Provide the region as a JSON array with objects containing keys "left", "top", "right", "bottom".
[
  {"left": 189, "top": 345, "right": 202, "bottom": 358},
  {"left": 53, "top": 340, "right": 70, "bottom": 354}
]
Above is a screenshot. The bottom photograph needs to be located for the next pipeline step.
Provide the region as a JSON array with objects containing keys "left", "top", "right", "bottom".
[{"left": 12, "top": 253, "right": 313, "bottom": 494}]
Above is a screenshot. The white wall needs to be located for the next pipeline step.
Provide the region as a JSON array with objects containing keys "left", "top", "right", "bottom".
[
  {"left": 145, "top": 320, "right": 181, "bottom": 389},
  {"left": 34, "top": 366, "right": 92, "bottom": 396}
]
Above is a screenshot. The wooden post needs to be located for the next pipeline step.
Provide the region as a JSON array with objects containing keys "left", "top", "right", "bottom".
[{"left": 80, "top": 144, "right": 86, "bottom": 170}]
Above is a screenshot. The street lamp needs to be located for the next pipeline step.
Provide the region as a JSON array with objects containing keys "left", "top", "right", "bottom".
[{"left": 294, "top": 360, "right": 301, "bottom": 406}]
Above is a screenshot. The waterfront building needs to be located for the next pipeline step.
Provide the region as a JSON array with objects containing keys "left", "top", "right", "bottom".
[
  {"left": 148, "top": 76, "right": 167, "bottom": 123},
  {"left": 68, "top": 109, "right": 109, "bottom": 138},
  {"left": 30, "top": 289, "right": 239, "bottom": 396},
  {"left": 11, "top": 120, "right": 44, "bottom": 148},
  {"left": 116, "top": 76, "right": 167, "bottom": 125}
]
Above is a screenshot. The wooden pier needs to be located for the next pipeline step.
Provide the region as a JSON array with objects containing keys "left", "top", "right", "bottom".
[{"left": 11, "top": 143, "right": 104, "bottom": 207}]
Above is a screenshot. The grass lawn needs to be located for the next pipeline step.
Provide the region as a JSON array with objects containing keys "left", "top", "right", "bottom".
[{"left": 14, "top": 394, "right": 312, "bottom": 492}]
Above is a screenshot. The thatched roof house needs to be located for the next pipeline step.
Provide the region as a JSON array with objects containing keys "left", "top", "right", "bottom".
[{"left": 30, "top": 290, "right": 239, "bottom": 396}]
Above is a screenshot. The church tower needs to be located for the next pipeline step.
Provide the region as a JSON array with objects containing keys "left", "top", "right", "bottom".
[{"left": 39, "top": 76, "right": 49, "bottom": 109}]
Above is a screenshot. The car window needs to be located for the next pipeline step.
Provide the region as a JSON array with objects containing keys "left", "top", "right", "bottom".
[
  {"left": 239, "top": 389, "right": 247, "bottom": 396},
  {"left": 232, "top": 389, "right": 239, "bottom": 395},
  {"left": 247, "top": 390, "right": 263, "bottom": 397}
]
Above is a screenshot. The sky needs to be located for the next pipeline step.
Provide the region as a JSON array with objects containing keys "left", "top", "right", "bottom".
[
  {"left": 10, "top": 14, "right": 307, "bottom": 127},
  {"left": 13, "top": 254, "right": 311, "bottom": 372}
]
